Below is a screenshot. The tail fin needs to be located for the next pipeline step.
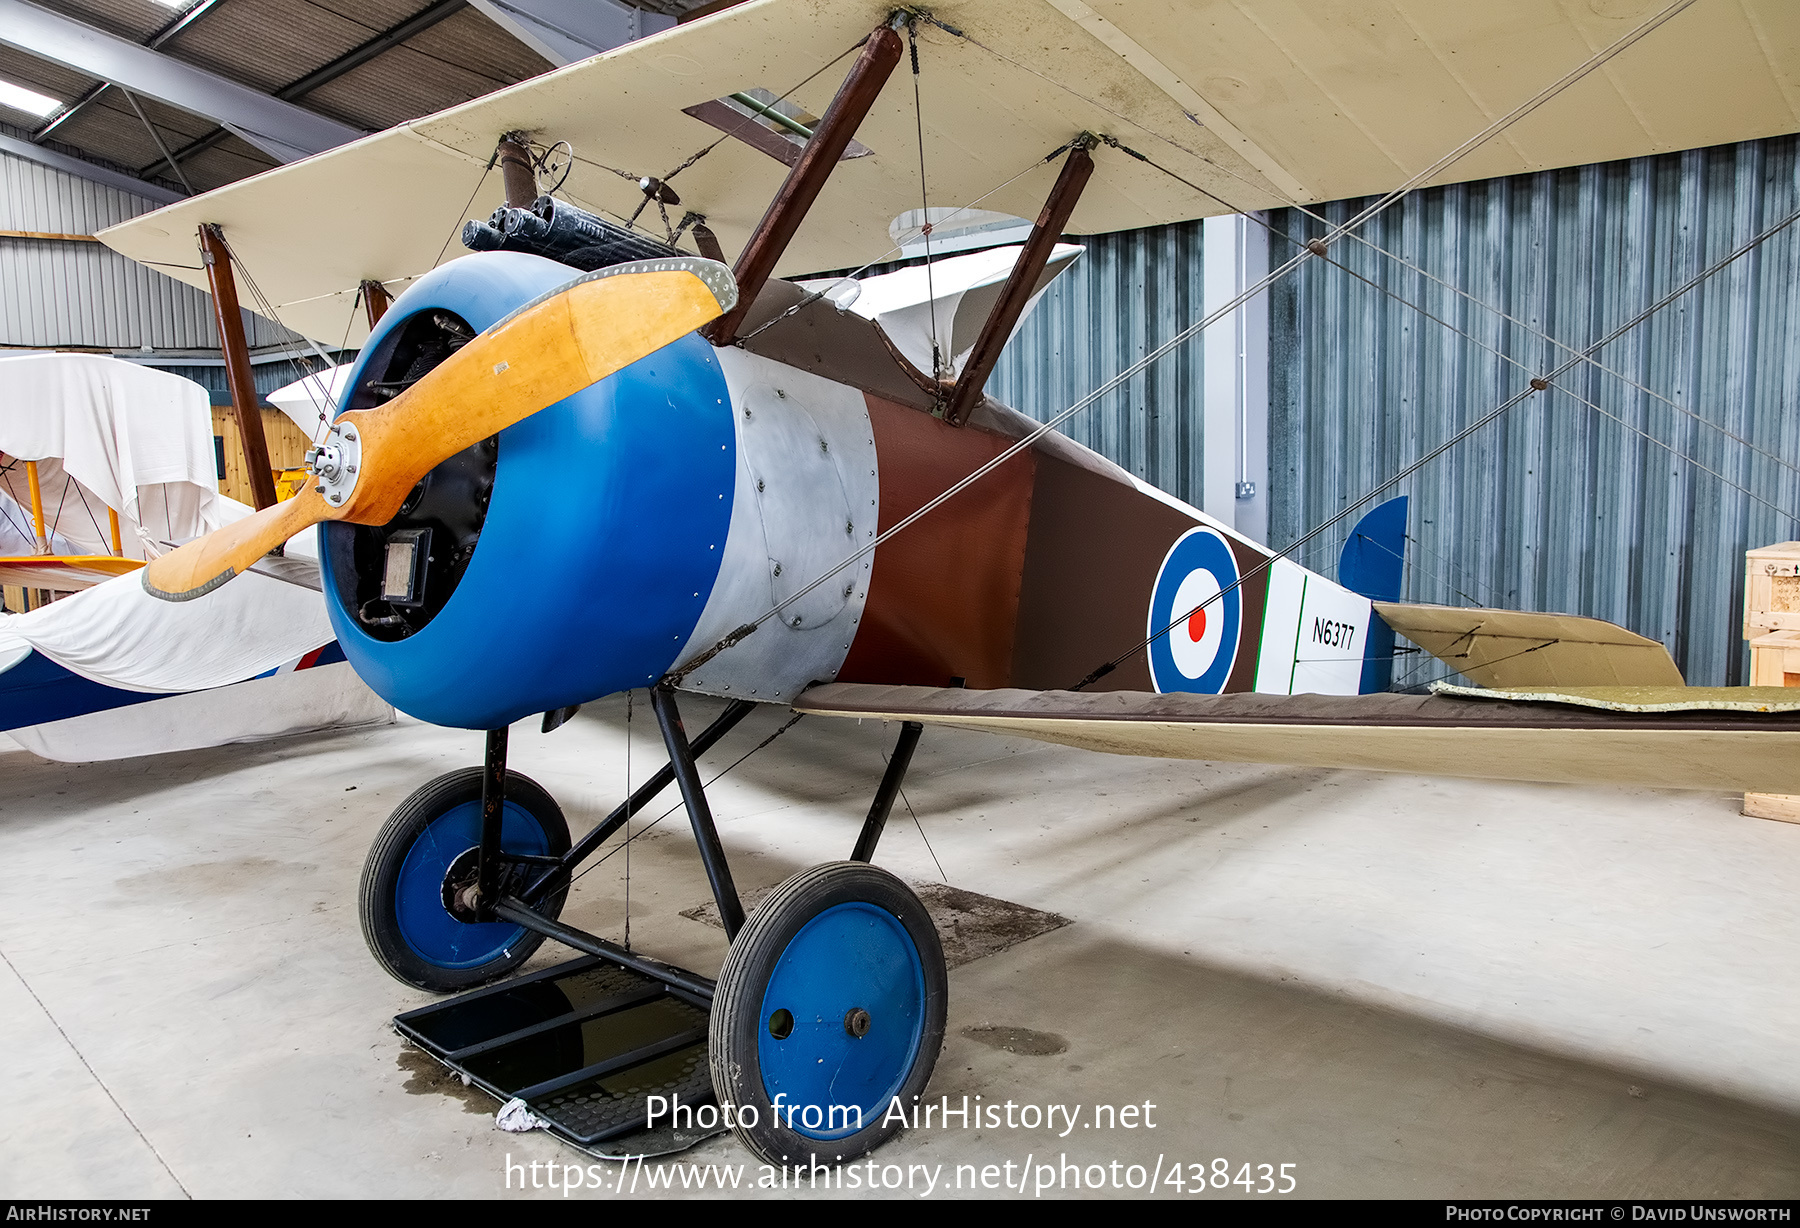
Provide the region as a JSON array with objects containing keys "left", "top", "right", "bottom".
[{"left": 1338, "top": 496, "right": 1408, "bottom": 693}]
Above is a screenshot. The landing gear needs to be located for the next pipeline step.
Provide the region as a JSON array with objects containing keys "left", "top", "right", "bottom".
[
  {"left": 358, "top": 762, "right": 570, "bottom": 992},
  {"left": 370, "top": 695, "right": 946, "bottom": 1160},
  {"left": 710, "top": 861, "right": 947, "bottom": 1164}
]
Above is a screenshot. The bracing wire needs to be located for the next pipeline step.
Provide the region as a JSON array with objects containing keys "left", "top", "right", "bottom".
[
  {"left": 213, "top": 232, "right": 355, "bottom": 420},
  {"left": 623, "top": 689, "right": 632, "bottom": 951},
  {"left": 669, "top": 2, "right": 1707, "bottom": 683},
  {"left": 567, "top": 712, "right": 805, "bottom": 889},
  {"left": 1109, "top": 132, "right": 1800, "bottom": 490},
  {"left": 909, "top": 21, "right": 943, "bottom": 382},
  {"left": 734, "top": 138, "right": 1079, "bottom": 347},
  {"left": 1083, "top": 203, "right": 1800, "bottom": 690},
  {"left": 434, "top": 157, "right": 494, "bottom": 272},
  {"left": 572, "top": 34, "right": 873, "bottom": 240}
]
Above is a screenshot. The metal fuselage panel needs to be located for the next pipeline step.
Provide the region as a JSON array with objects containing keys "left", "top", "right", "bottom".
[{"left": 674, "top": 349, "right": 878, "bottom": 704}]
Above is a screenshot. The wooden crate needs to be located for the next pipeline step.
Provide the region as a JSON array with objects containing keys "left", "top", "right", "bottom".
[
  {"left": 1748, "top": 629, "right": 1800, "bottom": 687},
  {"left": 1744, "top": 546, "right": 1800, "bottom": 821},
  {"left": 1744, "top": 793, "right": 1800, "bottom": 823},
  {"left": 1743, "top": 540, "right": 1800, "bottom": 638}
]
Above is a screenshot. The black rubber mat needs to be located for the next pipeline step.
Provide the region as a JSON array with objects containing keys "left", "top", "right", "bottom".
[{"left": 395, "top": 954, "right": 715, "bottom": 1147}]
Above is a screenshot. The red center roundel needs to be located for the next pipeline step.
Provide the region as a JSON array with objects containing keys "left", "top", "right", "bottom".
[{"left": 1187, "top": 606, "right": 1207, "bottom": 642}]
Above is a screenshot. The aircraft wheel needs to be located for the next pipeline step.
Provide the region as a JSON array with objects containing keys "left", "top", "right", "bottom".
[
  {"left": 359, "top": 767, "right": 570, "bottom": 993},
  {"left": 710, "top": 861, "right": 947, "bottom": 1164}
]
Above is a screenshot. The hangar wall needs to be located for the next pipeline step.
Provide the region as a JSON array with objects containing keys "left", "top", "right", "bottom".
[
  {"left": 996, "top": 135, "right": 1800, "bottom": 689},
  {"left": 988, "top": 220, "right": 1210, "bottom": 511},
  {"left": 0, "top": 138, "right": 295, "bottom": 353},
  {"left": 1268, "top": 135, "right": 1800, "bottom": 688}
]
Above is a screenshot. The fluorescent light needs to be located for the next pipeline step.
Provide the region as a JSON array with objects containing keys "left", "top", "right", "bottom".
[{"left": 0, "top": 78, "right": 61, "bottom": 118}]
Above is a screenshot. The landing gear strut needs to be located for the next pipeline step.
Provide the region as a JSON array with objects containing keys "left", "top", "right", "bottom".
[{"left": 359, "top": 690, "right": 946, "bottom": 1158}]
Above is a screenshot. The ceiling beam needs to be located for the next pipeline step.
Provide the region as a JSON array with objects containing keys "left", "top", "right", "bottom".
[
  {"left": 147, "top": 0, "right": 470, "bottom": 176},
  {"left": 32, "top": 0, "right": 225, "bottom": 143},
  {"left": 0, "top": 0, "right": 362, "bottom": 163},
  {"left": 469, "top": 0, "right": 672, "bottom": 66},
  {"left": 0, "top": 130, "right": 183, "bottom": 204}
]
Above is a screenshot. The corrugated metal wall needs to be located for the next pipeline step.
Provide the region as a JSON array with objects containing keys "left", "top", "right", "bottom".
[
  {"left": 148, "top": 358, "right": 338, "bottom": 403},
  {"left": 0, "top": 145, "right": 295, "bottom": 351},
  {"left": 987, "top": 136, "right": 1799, "bottom": 688},
  {"left": 988, "top": 220, "right": 1208, "bottom": 508},
  {"left": 1268, "top": 135, "right": 1800, "bottom": 688}
]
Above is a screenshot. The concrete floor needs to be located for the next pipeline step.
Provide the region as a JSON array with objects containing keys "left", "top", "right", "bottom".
[{"left": 3, "top": 693, "right": 1798, "bottom": 1200}]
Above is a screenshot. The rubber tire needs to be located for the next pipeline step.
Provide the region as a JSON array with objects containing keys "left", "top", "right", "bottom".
[
  {"left": 710, "top": 861, "right": 947, "bottom": 1165},
  {"left": 359, "top": 767, "right": 571, "bottom": 992}
]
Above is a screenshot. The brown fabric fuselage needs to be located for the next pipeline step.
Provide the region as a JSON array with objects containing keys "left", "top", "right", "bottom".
[{"left": 838, "top": 393, "right": 1263, "bottom": 692}]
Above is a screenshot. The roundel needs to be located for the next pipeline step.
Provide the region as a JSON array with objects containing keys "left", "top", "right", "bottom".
[{"left": 1147, "top": 527, "right": 1243, "bottom": 694}]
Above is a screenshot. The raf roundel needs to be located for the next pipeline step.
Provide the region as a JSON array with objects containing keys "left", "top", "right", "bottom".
[{"left": 1147, "top": 527, "right": 1243, "bottom": 694}]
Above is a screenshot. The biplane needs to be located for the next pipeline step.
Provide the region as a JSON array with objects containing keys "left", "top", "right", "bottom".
[{"left": 96, "top": 0, "right": 1800, "bottom": 1164}]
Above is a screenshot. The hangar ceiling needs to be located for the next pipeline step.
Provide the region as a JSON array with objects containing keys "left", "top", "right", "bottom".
[{"left": 0, "top": 0, "right": 711, "bottom": 197}]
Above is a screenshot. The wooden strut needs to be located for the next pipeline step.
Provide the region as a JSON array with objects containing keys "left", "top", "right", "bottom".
[
  {"left": 108, "top": 507, "right": 123, "bottom": 556},
  {"left": 943, "top": 139, "right": 1096, "bottom": 427},
  {"left": 360, "top": 279, "right": 392, "bottom": 329},
  {"left": 24, "top": 460, "right": 47, "bottom": 551},
  {"left": 198, "top": 224, "right": 279, "bottom": 511},
  {"left": 707, "top": 22, "right": 905, "bottom": 346}
]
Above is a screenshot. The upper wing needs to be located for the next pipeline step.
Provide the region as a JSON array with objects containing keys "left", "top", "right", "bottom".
[
  {"left": 96, "top": 0, "right": 1798, "bottom": 344},
  {"left": 794, "top": 681, "right": 1800, "bottom": 794}
]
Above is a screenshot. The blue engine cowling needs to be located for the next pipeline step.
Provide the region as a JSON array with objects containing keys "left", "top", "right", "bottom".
[{"left": 319, "top": 252, "right": 735, "bottom": 729}]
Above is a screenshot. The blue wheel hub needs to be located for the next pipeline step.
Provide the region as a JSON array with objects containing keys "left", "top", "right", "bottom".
[
  {"left": 756, "top": 902, "right": 926, "bottom": 1140},
  {"left": 394, "top": 800, "right": 551, "bottom": 969}
]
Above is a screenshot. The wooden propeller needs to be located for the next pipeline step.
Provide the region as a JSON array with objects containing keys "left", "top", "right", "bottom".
[{"left": 144, "top": 259, "right": 735, "bottom": 602}]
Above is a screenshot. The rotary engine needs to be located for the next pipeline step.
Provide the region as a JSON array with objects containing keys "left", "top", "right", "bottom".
[{"left": 322, "top": 250, "right": 877, "bottom": 730}]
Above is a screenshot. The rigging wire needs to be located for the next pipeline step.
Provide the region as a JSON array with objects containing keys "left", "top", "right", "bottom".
[
  {"left": 734, "top": 139, "right": 1079, "bottom": 347},
  {"left": 49, "top": 467, "right": 72, "bottom": 542},
  {"left": 210, "top": 233, "right": 364, "bottom": 465},
  {"left": 1338, "top": 528, "right": 1492, "bottom": 612},
  {"left": 669, "top": 1, "right": 1703, "bottom": 682},
  {"left": 623, "top": 689, "right": 632, "bottom": 951},
  {"left": 1403, "top": 533, "right": 1503, "bottom": 609},
  {"left": 432, "top": 156, "right": 495, "bottom": 273},
  {"left": 214, "top": 232, "right": 355, "bottom": 409},
  {"left": 66, "top": 476, "right": 107, "bottom": 548},
  {"left": 919, "top": 3, "right": 1781, "bottom": 485},
  {"left": 908, "top": 20, "right": 944, "bottom": 382},
  {"left": 0, "top": 467, "right": 34, "bottom": 544},
  {"left": 1108, "top": 132, "right": 1800, "bottom": 488},
  {"left": 1404, "top": 638, "right": 1564, "bottom": 693},
  {"left": 886, "top": 739, "right": 945, "bottom": 881},
  {"left": 566, "top": 711, "right": 806, "bottom": 889},
  {"left": 1267, "top": 207, "right": 1798, "bottom": 518},
  {"left": 1079, "top": 202, "right": 1800, "bottom": 690},
  {"left": 572, "top": 34, "right": 873, "bottom": 241}
]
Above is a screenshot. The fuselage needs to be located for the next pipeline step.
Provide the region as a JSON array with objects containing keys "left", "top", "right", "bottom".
[{"left": 320, "top": 252, "right": 1372, "bottom": 730}]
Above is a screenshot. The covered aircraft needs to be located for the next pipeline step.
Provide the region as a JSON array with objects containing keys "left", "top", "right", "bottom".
[
  {"left": 0, "top": 353, "right": 391, "bottom": 761},
  {"left": 95, "top": 0, "right": 1800, "bottom": 1164}
]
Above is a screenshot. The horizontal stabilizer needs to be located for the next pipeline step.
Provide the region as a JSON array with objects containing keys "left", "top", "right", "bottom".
[
  {"left": 794, "top": 682, "right": 1800, "bottom": 793},
  {"left": 1374, "top": 602, "right": 1683, "bottom": 688}
]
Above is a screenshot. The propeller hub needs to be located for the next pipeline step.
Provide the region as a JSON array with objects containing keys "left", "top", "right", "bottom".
[{"left": 305, "top": 421, "right": 362, "bottom": 507}]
